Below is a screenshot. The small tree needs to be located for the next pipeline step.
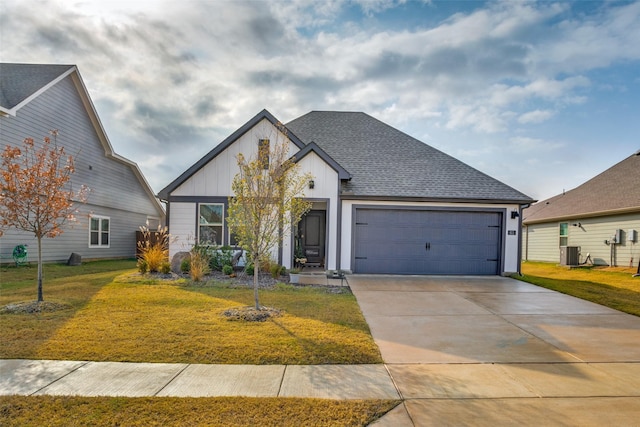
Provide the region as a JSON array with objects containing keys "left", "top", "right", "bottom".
[
  {"left": 227, "top": 126, "right": 312, "bottom": 309},
  {"left": 0, "top": 131, "right": 88, "bottom": 302}
]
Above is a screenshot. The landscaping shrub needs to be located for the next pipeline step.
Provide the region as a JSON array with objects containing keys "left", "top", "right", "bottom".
[
  {"left": 245, "top": 263, "right": 254, "bottom": 276},
  {"left": 209, "top": 245, "right": 235, "bottom": 271},
  {"left": 137, "top": 259, "right": 148, "bottom": 274},
  {"left": 222, "top": 264, "right": 234, "bottom": 275},
  {"left": 160, "top": 262, "right": 171, "bottom": 274},
  {"left": 180, "top": 258, "right": 190, "bottom": 273},
  {"left": 137, "top": 224, "right": 170, "bottom": 273},
  {"left": 270, "top": 264, "right": 283, "bottom": 278},
  {"left": 189, "top": 244, "right": 210, "bottom": 282}
]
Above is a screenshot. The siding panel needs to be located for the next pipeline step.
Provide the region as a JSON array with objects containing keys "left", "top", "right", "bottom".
[{"left": 0, "top": 72, "right": 163, "bottom": 263}]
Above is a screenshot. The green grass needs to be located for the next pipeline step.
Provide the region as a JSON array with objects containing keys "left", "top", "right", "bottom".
[
  {"left": 1, "top": 260, "right": 382, "bottom": 364},
  {"left": 0, "top": 396, "right": 400, "bottom": 427},
  {"left": 517, "top": 262, "right": 640, "bottom": 316}
]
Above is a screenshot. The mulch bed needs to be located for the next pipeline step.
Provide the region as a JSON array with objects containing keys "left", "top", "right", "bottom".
[{"left": 0, "top": 300, "right": 72, "bottom": 314}]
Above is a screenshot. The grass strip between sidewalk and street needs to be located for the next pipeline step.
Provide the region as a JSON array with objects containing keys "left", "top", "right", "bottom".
[{"left": 0, "top": 396, "right": 400, "bottom": 427}]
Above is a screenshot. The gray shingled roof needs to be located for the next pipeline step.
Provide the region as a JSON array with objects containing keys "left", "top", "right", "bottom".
[
  {"left": 0, "top": 63, "right": 74, "bottom": 109},
  {"left": 286, "top": 111, "right": 533, "bottom": 202},
  {"left": 523, "top": 150, "right": 640, "bottom": 224}
]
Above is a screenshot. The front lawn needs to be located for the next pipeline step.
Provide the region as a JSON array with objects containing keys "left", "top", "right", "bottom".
[
  {"left": 517, "top": 262, "right": 640, "bottom": 316},
  {"left": 0, "top": 261, "right": 382, "bottom": 364},
  {"left": 0, "top": 396, "right": 399, "bottom": 427}
]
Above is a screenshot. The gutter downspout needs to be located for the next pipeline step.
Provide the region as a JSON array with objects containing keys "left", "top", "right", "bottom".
[{"left": 517, "top": 204, "right": 530, "bottom": 276}]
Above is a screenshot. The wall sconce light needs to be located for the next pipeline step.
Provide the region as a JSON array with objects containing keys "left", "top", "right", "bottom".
[
  {"left": 308, "top": 180, "right": 315, "bottom": 189},
  {"left": 511, "top": 211, "right": 519, "bottom": 219},
  {"left": 572, "top": 222, "right": 582, "bottom": 227}
]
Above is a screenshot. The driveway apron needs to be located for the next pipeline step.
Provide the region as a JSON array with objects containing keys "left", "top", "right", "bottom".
[{"left": 349, "top": 275, "right": 640, "bottom": 427}]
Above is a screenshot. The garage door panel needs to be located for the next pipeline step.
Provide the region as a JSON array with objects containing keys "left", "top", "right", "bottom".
[{"left": 354, "top": 209, "right": 502, "bottom": 275}]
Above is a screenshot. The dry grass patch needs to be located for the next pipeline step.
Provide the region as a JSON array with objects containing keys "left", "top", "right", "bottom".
[
  {"left": 35, "top": 278, "right": 381, "bottom": 364},
  {"left": 518, "top": 262, "right": 640, "bottom": 316},
  {"left": 0, "top": 260, "right": 137, "bottom": 359},
  {"left": 0, "top": 396, "right": 400, "bottom": 427},
  {"left": 2, "top": 265, "right": 381, "bottom": 364}
]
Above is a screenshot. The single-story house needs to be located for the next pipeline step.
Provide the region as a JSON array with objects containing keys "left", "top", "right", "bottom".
[
  {"left": 0, "top": 63, "right": 165, "bottom": 264},
  {"left": 522, "top": 150, "right": 640, "bottom": 267},
  {"left": 158, "top": 109, "right": 534, "bottom": 275}
]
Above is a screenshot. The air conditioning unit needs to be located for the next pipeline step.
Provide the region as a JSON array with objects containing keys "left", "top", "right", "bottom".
[{"left": 560, "top": 246, "right": 580, "bottom": 266}]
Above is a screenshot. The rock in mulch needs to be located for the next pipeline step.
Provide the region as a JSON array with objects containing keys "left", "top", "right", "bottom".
[
  {"left": 222, "top": 306, "right": 282, "bottom": 322},
  {"left": 0, "top": 300, "right": 72, "bottom": 314}
]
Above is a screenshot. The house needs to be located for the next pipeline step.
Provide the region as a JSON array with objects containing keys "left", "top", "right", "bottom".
[
  {"left": 522, "top": 150, "right": 640, "bottom": 267},
  {"left": 158, "top": 109, "right": 533, "bottom": 275},
  {"left": 0, "top": 63, "right": 165, "bottom": 264}
]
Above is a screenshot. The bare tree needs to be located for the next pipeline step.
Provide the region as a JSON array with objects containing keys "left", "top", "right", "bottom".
[
  {"left": 0, "top": 131, "right": 88, "bottom": 301},
  {"left": 227, "top": 126, "right": 312, "bottom": 309}
]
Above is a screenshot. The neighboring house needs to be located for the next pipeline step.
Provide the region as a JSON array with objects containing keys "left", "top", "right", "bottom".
[
  {"left": 159, "top": 109, "right": 533, "bottom": 276},
  {"left": 0, "top": 63, "right": 165, "bottom": 264},
  {"left": 522, "top": 150, "right": 640, "bottom": 267}
]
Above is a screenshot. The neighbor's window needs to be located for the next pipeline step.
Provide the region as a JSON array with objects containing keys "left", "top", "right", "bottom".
[
  {"left": 199, "top": 203, "right": 224, "bottom": 245},
  {"left": 258, "top": 138, "right": 270, "bottom": 169},
  {"left": 559, "top": 222, "right": 568, "bottom": 246},
  {"left": 89, "top": 216, "right": 110, "bottom": 248}
]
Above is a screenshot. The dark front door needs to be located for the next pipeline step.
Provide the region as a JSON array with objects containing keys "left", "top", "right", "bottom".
[{"left": 298, "top": 210, "right": 326, "bottom": 266}]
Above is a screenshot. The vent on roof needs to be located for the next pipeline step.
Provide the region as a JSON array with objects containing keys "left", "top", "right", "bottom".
[{"left": 635, "top": 149, "right": 640, "bottom": 156}]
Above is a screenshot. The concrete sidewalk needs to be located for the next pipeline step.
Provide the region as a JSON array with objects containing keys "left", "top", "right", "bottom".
[{"left": 0, "top": 359, "right": 400, "bottom": 400}]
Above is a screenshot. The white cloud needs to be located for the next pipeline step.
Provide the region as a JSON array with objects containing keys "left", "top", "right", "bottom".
[
  {"left": 0, "top": 0, "right": 638, "bottom": 196},
  {"left": 518, "top": 109, "right": 554, "bottom": 124}
]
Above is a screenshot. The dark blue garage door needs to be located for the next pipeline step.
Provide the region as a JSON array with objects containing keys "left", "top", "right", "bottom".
[{"left": 353, "top": 209, "right": 502, "bottom": 275}]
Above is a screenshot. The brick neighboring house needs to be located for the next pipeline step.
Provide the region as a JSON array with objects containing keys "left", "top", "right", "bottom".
[{"left": 522, "top": 150, "right": 640, "bottom": 267}]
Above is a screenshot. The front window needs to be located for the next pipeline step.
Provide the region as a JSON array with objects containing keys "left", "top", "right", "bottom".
[
  {"left": 199, "top": 203, "right": 224, "bottom": 245},
  {"left": 559, "top": 222, "right": 568, "bottom": 246},
  {"left": 90, "top": 216, "right": 110, "bottom": 248}
]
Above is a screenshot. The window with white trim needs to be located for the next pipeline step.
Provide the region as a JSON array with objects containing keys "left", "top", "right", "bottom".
[
  {"left": 199, "top": 203, "right": 224, "bottom": 245},
  {"left": 89, "top": 216, "right": 110, "bottom": 248}
]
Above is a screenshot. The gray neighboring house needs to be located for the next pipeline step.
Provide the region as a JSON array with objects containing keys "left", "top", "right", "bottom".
[
  {"left": 0, "top": 63, "right": 165, "bottom": 264},
  {"left": 522, "top": 150, "right": 640, "bottom": 267},
  {"left": 159, "top": 109, "right": 533, "bottom": 276}
]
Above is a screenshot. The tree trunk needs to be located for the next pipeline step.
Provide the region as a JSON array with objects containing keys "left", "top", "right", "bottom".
[
  {"left": 253, "top": 257, "right": 260, "bottom": 310},
  {"left": 37, "top": 235, "right": 43, "bottom": 302}
]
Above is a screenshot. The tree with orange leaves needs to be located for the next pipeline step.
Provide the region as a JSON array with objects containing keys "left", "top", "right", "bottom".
[{"left": 0, "top": 130, "right": 88, "bottom": 302}]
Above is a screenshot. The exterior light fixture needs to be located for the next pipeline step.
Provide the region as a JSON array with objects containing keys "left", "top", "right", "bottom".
[
  {"left": 309, "top": 180, "right": 315, "bottom": 189},
  {"left": 511, "top": 211, "right": 519, "bottom": 219}
]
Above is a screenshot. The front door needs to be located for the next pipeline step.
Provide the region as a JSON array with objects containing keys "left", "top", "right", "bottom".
[{"left": 297, "top": 210, "right": 326, "bottom": 266}]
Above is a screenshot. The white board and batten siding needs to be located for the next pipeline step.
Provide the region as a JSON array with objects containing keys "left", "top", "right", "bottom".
[
  {"left": 172, "top": 119, "right": 295, "bottom": 197},
  {"left": 168, "top": 122, "right": 342, "bottom": 269},
  {"left": 284, "top": 151, "right": 340, "bottom": 270}
]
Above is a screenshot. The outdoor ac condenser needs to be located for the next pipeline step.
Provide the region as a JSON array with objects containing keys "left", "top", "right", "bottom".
[{"left": 560, "top": 246, "right": 580, "bottom": 266}]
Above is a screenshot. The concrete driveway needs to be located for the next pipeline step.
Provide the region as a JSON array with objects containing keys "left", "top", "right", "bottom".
[{"left": 349, "top": 275, "right": 640, "bottom": 426}]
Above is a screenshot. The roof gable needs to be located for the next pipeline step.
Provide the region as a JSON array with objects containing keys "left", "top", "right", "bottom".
[
  {"left": 0, "top": 63, "right": 75, "bottom": 114},
  {"left": 0, "top": 63, "right": 164, "bottom": 218},
  {"left": 158, "top": 109, "right": 308, "bottom": 199},
  {"left": 286, "top": 111, "right": 533, "bottom": 203},
  {"left": 292, "top": 141, "right": 351, "bottom": 180},
  {"left": 524, "top": 150, "right": 640, "bottom": 223}
]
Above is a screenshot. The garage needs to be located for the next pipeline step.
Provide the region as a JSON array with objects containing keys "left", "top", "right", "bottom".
[{"left": 353, "top": 208, "right": 503, "bottom": 275}]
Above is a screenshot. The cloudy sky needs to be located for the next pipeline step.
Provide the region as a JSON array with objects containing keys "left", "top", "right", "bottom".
[{"left": 1, "top": 0, "right": 639, "bottom": 201}]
